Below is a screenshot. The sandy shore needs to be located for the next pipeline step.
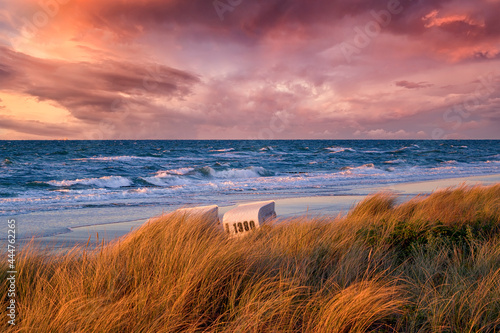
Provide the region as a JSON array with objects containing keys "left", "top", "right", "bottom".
[{"left": 24, "top": 174, "right": 500, "bottom": 251}]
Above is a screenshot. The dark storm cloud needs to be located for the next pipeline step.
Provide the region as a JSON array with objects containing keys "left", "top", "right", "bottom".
[
  {"left": 395, "top": 80, "right": 433, "bottom": 89},
  {"left": 0, "top": 116, "right": 77, "bottom": 137},
  {"left": 2, "top": 0, "right": 499, "bottom": 139},
  {"left": 0, "top": 45, "right": 200, "bottom": 121}
]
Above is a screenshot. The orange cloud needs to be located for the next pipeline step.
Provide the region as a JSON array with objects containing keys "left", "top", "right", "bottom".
[
  {"left": 423, "top": 10, "right": 485, "bottom": 29},
  {"left": 1, "top": 0, "right": 499, "bottom": 139}
]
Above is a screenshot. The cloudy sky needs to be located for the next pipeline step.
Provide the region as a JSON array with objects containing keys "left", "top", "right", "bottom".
[{"left": 0, "top": 0, "right": 499, "bottom": 139}]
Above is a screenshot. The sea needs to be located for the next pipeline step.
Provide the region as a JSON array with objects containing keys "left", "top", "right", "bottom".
[{"left": 1, "top": 140, "right": 499, "bottom": 239}]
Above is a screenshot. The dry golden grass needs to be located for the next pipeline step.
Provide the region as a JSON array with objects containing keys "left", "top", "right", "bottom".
[{"left": 1, "top": 184, "right": 500, "bottom": 332}]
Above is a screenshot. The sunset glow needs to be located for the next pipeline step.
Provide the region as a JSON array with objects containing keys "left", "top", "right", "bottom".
[{"left": 0, "top": 0, "right": 499, "bottom": 139}]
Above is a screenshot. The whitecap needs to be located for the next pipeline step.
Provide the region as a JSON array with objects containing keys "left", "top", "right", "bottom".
[
  {"left": 156, "top": 167, "right": 195, "bottom": 176},
  {"left": 141, "top": 170, "right": 190, "bottom": 186},
  {"left": 73, "top": 155, "right": 160, "bottom": 162},
  {"left": 383, "top": 159, "right": 406, "bottom": 164},
  {"left": 47, "top": 176, "right": 132, "bottom": 188},
  {"left": 209, "top": 148, "right": 235, "bottom": 152},
  {"left": 325, "top": 147, "right": 356, "bottom": 153},
  {"left": 191, "top": 166, "right": 273, "bottom": 179},
  {"left": 339, "top": 163, "right": 382, "bottom": 175}
]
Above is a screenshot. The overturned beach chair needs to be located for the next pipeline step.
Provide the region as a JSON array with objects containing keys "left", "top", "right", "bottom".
[
  {"left": 176, "top": 205, "right": 219, "bottom": 224},
  {"left": 222, "top": 200, "right": 276, "bottom": 237}
]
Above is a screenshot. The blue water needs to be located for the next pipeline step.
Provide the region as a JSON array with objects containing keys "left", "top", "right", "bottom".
[{"left": 1, "top": 140, "right": 499, "bottom": 238}]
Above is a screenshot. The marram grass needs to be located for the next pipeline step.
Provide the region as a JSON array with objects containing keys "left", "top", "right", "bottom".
[{"left": 1, "top": 184, "right": 500, "bottom": 332}]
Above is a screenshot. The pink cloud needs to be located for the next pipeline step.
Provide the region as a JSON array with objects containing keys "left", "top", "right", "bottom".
[
  {"left": 1, "top": 0, "right": 499, "bottom": 139},
  {"left": 395, "top": 80, "right": 433, "bottom": 89}
]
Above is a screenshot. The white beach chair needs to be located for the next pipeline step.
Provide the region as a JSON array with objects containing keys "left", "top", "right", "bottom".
[
  {"left": 222, "top": 200, "right": 276, "bottom": 237},
  {"left": 176, "top": 205, "right": 220, "bottom": 224}
]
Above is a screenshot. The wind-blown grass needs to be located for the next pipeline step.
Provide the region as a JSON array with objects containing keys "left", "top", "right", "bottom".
[{"left": 1, "top": 184, "right": 499, "bottom": 332}]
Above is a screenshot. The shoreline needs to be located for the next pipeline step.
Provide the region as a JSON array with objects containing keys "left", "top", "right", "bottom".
[
  {"left": 11, "top": 174, "right": 500, "bottom": 331},
  {"left": 21, "top": 173, "right": 500, "bottom": 250}
]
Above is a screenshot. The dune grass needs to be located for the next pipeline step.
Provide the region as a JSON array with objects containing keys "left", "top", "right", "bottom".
[{"left": 1, "top": 184, "right": 500, "bottom": 332}]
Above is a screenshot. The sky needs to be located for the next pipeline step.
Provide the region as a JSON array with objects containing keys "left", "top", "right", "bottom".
[{"left": 0, "top": 0, "right": 499, "bottom": 140}]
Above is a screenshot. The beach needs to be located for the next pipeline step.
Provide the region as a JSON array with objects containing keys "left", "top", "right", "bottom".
[
  {"left": 6, "top": 180, "right": 500, "bottom": 332},
  {"left": 3, "top": 140, "right": 498, "bottom": 250},
  {"left": 28, "top": 173, "right": 500, "bottom": 250}
]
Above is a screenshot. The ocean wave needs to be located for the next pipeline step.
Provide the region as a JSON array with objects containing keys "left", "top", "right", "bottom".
[
  {"left": 339, "top": 163, "right": 384, "bottom": 175},
  {"left": 27, "top": 181, "right": 51, "bottom": 188},
  {"left": 157, "top": 167, "right": 195, "bottom": 176},
  {"left": 73, "top": 155, "right": 161, "bottom": 162},
  {"left": 2, "top": 158, "right": 13, "bottom": 165},
  {"left": 391, "top": 144, "right": 420, "bottom": 153},
  {"left": 209, "top": 148, "right": 235, "bottom": 152},
  {"left": 210, "top": 166, "right": 273, "bottom": 178},
  {"left": 340, "top": 163, "right": 374, "bottom": 170},
  {"left": 140, "top": 166, "right": 274, "bottom": 186},
  {"left": 140, "top": 167, "right": 195, "bottom": 186},
  {"left": 3, "top": 140, "right": 500, "bottom": 226},
  {"left": 194, "top": 166, "right": 273, "bottom": 178},
  {"left": 363, "top": 150, "right": 385, "bottom": 154},
  {"left": 383, "top": 159, "right": 406, "bottom": 164},
  {"left": 47, "top": 176, "right": 132, "bottom": 188},
  {"left": 2, "top": 160, "right": 500, "bottom": 222},
  {"left": 325, "top": 147, "right": 356, "bottom": 153},
  {"left": 141, "top": 175, "right": 188, "bottom": 187},
  {"left": 210, "top": 152, "right": 245, "bottom": 158}
]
